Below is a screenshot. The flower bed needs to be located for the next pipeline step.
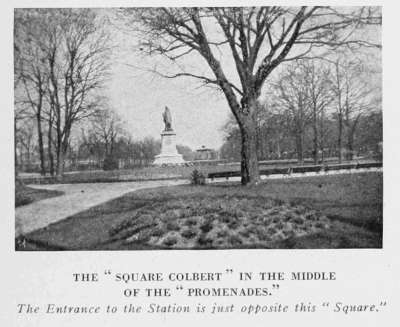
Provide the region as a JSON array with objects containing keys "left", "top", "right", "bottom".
[{"left": 109, "top": 196, "right": 330, "bottom": 249}]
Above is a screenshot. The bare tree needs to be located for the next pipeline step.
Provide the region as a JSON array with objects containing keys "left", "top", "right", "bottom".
[
  {"left": 43, "top": 9, "right": 111, "bottom": 178},
  {"left": 273, "top": 64, "right": 313, "bottom": 163},
  {"left": 14, "top": 9, "right": 49, "bottom": 175},
  {"left": 15, "top": 120, "right": 36, "bottom": 170},
  {"left": 14, "top": 9, "right": 111, "bottom": 178},
  {"left": 300, "top": 61, "right": 333, "bottom": 164},
  {"left": 90, "top": 108, "right": 124, "bottom": 157},
  {"left": 331, "top": 57, "right": 377, "bottom": 161},
  {"left": 120, "top": 6, "right": 381, "bottom": 184},
  {"left": 14, "top": 90, "right": 33, "bottom": 174}
]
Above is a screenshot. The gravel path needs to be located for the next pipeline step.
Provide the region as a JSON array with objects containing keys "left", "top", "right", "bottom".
[{"left": 15, "top": 179, "right": 188, "bottom": 237}]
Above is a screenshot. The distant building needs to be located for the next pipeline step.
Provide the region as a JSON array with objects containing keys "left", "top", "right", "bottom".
[{"left": 194, "top": 145, "right": 218, "bottom": 161}]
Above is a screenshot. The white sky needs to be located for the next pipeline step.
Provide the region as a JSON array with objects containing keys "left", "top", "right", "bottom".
[{"left": 104, "top": 19, "right": 231, "bottom": 151}]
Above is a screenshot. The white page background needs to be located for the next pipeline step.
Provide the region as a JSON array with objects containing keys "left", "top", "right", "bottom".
[{"left": 1, "top": 1, "right": 399, "bottom": 326}]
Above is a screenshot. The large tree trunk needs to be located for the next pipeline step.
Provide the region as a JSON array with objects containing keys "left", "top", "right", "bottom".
[
  {"left": 319, "top": 134, "right": 325, "bottom": 164},
  {"left": 36, "top": 112, "right": 46, "bottom": 176},
  {"left": 346, "top": 135, "right": 354, "bottom": 160},
  {"left": 337, "top": 113, "right": 343, "bottom": 164},
  {"left": 346, "top": 124, "right": 357, "bottom": 161},
  {"left": 238, "top": 114, "right": 260, "bottom": 186},
  {"left": 55, "top": 132, "right": 65, "bottom": 180},
  {"left": 14, "top": 118, "right": 18, "bottom": 177},
  {"left": 55, "top": 120, "right": 71, "bottom": 179},
  {"left": 55, "top": 147, "right": 63, "bottom": 179},
  {"left": 56, "top": 141, "right": 69, "bottom": 179},
  {"left": 295, "top": 127, "right": 304, "bottom": 164},
  {"left": 312, "top": 107, "right": 319, "bottom": 165},
  {"left": 19, "top": 149, "right": 24, "bottom": 169},
  {"left": 55, "top": 134, "right": 61, "bottom": 179},
  {"left": 26, "top": 147, "right": 31, "bottom": 167},
  {"left": 276, "top": 139, "right": 281, "bottom": 159},
  {"left": 295, "top": 134, "right": 304, "bottom": 164},
  {"left": 47, "top": 119, "right": 54, "bottom": 176},
  {"left": 319, "top": 110, "right": 325, "bottom": 164}
]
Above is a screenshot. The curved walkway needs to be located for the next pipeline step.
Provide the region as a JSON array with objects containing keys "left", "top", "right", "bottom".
[{"left": 15, "top": 179, "right": 188, "bottom": 237}]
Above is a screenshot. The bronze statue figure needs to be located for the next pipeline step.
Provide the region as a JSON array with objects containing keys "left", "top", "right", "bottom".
[{"left": 163, "top": 106, "right": 172, "bottom": 131}]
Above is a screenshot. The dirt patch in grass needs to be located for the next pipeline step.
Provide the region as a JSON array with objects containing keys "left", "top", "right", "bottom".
[{"left": 18, "top": 172, "right": 382, "bottom": 250}]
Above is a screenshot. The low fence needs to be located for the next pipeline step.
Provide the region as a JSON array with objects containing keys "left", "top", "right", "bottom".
[{"left": 207, "top": 162, "right": 383, "bottom": 180}]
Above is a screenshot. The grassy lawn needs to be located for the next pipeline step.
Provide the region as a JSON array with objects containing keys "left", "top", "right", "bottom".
[
  {"left": 15, "top": 181, "right": 64, "bottom": 207},
  {"left": 18, "top": 172, "right": 382, "bottom": 250}
]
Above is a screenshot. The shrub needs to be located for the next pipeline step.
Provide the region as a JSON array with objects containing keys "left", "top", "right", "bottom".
[
  {"left": 227, "top": 235, "right": 242, "bottom": 246},
  {"left": 15, "top": 180, "right": 33, "bottom": 207},
  {"left": 166, "top": 221, "right": 181, "bottom": 231},
  {"left": 181, "top": 228, "right": 197, "bottom": 239},
  {"left": 15, "top": 191, "right": 33, "bottom": 207},
  {"left": 184, "top": 218, "right": 198, "bottom": 226},
  {"left": 163, "top": 235, "right": 178, "bottom": 247},
  {"left": 103, "top": 155, "right": 119, "bottom": 171},
  {"left": 292, "top": 216, "right": 305, "bottom": 224},
  {"left": 190, "top": 169, "right": 206, "bottom": 185},
  {"left": 200, "top": 221, "right": 213, "bottom": 233},
  {"left": 197, "top": 235, "right": 213, "bottom": 247},
  {"left": 151, "top": 228, "right": 164, "bottom": 237},
  {"left": 216, "top": 229, "right": 228, "bottom": 238},
  {"left": 239, "top": 229, "right": 250, "bottom": 238}
]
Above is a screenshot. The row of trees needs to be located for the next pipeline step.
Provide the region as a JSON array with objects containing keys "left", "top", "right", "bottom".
[
  {"left": 220, "top": 110, "right": 382, "bottom": 163},
  {"left": 16, "top": 105, "right": 197, "bottom": 171},
  {"left": 14, "top": 9, "right": 111, "bottom": 178},
  {"left": 221, "top": 58, "right": 381, "bottom": 163},
  {"left": 77, "top": 129, "right": 195, "bottom": 168}
]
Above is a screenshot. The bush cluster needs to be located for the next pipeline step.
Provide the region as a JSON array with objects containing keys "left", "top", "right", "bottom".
[
  {"left": 103, "top": 155, "right": 119, "bottom": 171},
  {"left": 15, "top": 179, "right": 33, "bottom": 207},
  {"left": 190, "top": 169, "right": 206, "bottom": 185}
]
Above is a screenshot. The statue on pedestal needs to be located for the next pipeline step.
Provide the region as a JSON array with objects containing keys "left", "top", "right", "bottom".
[
  {"left": 163, "top": 106, "right": 172, "bottom": 131},
  {"left": 153, "top": 105, "right": 185, "bottom": 166}
]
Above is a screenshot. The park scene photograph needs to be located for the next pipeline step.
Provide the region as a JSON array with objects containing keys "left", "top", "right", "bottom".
[{"left": 14, "top": 6, "right": 382, "bottom": 251}]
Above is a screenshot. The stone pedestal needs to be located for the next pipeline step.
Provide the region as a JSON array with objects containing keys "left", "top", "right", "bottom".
[{"left": 153, "top": 130, "right": 185, "bottom": 165}]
